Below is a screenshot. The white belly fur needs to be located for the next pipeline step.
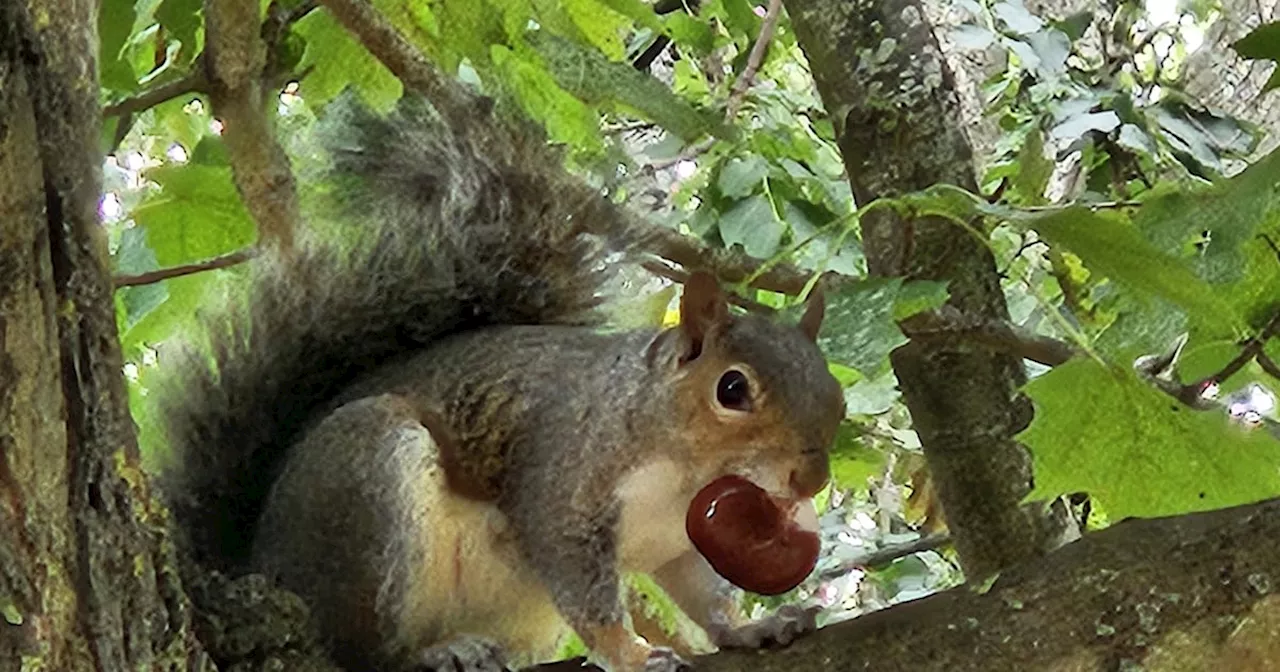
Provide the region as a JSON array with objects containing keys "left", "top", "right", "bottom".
[
  {"left": 614, "top": 457, "right": 696, "bottom": 574},
  {"left": 401, "top": 460, "right": 570, "bottom": 667}
]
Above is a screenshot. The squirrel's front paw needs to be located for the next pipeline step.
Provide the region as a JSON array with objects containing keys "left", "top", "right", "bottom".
[
  {"left": 709, "top": 604, "right": 821, "bottom": 650},
  {"left": 413, "top": 634, "right": 510, "bottom": 672},
  {"left": 643, "top": 646, "right": 691, "bottom": 672}
]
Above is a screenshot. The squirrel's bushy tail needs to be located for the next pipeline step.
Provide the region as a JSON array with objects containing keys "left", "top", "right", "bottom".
[{"left": 156, "top": 92, "right": 631, "bottom": 570}]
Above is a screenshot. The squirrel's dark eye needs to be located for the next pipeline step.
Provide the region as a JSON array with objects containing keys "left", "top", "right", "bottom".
[{"left": 716, "top": 370, "right": 752, "bottom": 411}]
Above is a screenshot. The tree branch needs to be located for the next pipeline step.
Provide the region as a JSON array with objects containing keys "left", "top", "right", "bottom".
[
  {"left": 205, "top": 0, "right": 300, "bottom": 250},
  {"left": 101, "top": 70, "right": 207, "bottom": 119},
  {"left": 517, "top": 497, "right": 1280, "bottom": 671},
  {"left": 647, "top": 0, "right": 783, "bottom": 166},
  {"left": 817, "top": 533, "right": 952, "bottom": 580},
  {"left": 724, "top": 0, "right": 783, "bottom": 120},
  {"left": 900, "top": 309, "right": 1079, "bottom": 367},
  {"left": 786, "top": 0, "right": 1059, "bottom": 577},
  {"left": 315, "top": 0, "right": 480, "bottom": 127},
  {"left": 309, "top": 0, "right": 840, "bottom": 301},
  {"left": 630, "top": 223, "right": 817, "bottom": 295},
  {"left": 1259, "top": 352, "right": 1280, "bottom": 381},
  {"left": 1189, "top": 309, "right": 1280, "bottom": 389},
  {"left": 632, "top": 0, "right": 701, "bottom": 71},
  {"left": 113, "top": 248, "right": 259, "bottom": 287},
  {"left": 704, "top": 498, "right": 1280, "bottom": 671},
  {"left": 641, "top": 260, "right": 777, "bottom": 314}
]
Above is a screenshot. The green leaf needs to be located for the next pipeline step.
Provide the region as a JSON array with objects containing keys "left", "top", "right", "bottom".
[
  {"left": 950, "top": 24, "right": 996, "bottom": 50},
  {"left": 720, "top": 0, "right": 761, "bottom": 38},
  {"left": 608, "top": 284, "right": 677, "bottom": 328},
  {"left": 1053, "top": 10, "right": 1093, "bottom": 41},
  {"left": 1021, "top": 358, "right": 1280, "bottom": 519},
  {"left": 294, "top": 11, "right": 403, "bottom": 112},
  {"left": 114, "top": 227, "right": 170, "bottom": 331},
  {"left": 1012, "top": 125, "right": 1051, "bottom": 204},
  {"left": 1232, "top": 21, "right": 1280, "bottom": 61},
  {"left": 717, "top": 156, "right": 768, "bottom": 198},
  {"left": 155, "top": 0, "right": 203, "bottom": 66},
  {"left": 892, "top": 280, "right": 950, "bottom": 320},
  {"left": 1031, "top": 207, "right": 1240, "bottom": 329},
  {"left": 665, "top": 12, "right": 714, "bottom": 54},
  {"left": 152, "top": 96, "right": 212, "bottom": 156},
  {"left": 99, "top": 0, "right": 138, "bottom": 92},
  {"left": 817, "top": 277, "right": 908, "bottom": 377},
  {"left": 718, "top": 195, "right": 781, "bottom": 258},
  {"left": 1025, "top": 29, "right": 1069, "bottom": 77},
  {"left": 596, "top": 0, "right": 662, "bottom": 31},
  {"left": 131, "top": 165, "right": 258, "bottom": 266},
  {"left": 1094, "top": 295, "right": 1188, "bottom": 363},
  {"left": 843, "top": 374, "right": 901, "bottom": 416},
  {"left": 525, "top": 30, "right": 727, "bottom": 142},
  {"left": 563, "top": 0, "right": 630, "bottom": 61},
  {"left": 992, "top": 0, "right": 1044, "bottom": 34},
  {"left": 1134, "top": 146, "right": 1280, "bottom": 284},
  {"left": 830, "top": 423, "right": 889, "bottom": 487},
  {"left": 490, "top": 45, "right": 604, "bottom": 152}
]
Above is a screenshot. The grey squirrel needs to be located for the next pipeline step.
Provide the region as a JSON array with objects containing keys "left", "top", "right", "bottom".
[{"left": 154, "top": 91, "right": 845, "bottom": 672}]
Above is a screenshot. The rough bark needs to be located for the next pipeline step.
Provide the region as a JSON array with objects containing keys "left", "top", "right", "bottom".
[
  {"left": 205, "top": 0, "right": 300, "bottom": 251},
  {"left": 695, "top": 496, "right": 1280, "bottom": 672},
  {"left": 782, "top": 0, "right": 1066, "bottom": 578},
  {"left": 0, "top": 1, "right": 209, "bottom": 669}
]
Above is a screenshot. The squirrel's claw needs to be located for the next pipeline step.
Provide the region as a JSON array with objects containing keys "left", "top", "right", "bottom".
[
  {"left": 642, "top": 646, "right": 691, "bottom": 672},
  {"left": 414, "top": 634, "right": 510, "bottom": 672},
  {"left": 709, "top": 603, "right": 821, "bottom": 650}
]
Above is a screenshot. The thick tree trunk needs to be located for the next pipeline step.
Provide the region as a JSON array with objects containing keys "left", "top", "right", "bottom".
[
  {"left": 0, "top": 1, "right": 209, "bottom": 669},
  {"left": 783, "top": 0, "right": 1067, "bottom": 578}
]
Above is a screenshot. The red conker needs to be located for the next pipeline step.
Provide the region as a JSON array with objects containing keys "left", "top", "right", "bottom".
[{"left": 685, "top": 475, "right": 820, "bottom": 595}]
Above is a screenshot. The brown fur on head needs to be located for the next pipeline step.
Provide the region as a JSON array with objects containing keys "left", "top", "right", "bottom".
[{"left": 650, "top": 271, "right": 844, "bottom": 501}]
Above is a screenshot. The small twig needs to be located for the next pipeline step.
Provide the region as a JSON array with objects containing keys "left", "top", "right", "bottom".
[
  {"left": 604, "top": 120, "right": 657, "bottom": 134},
  {"left": 647, "top": 137, "right": 715, "bottom": 171},
  {"left": 641, "top": 261, "right": 776, "bottom": 314},
  {"left": 644, "top": 0, "right": 781, "bottom": 170},
  {"left": 101, "top": 70, "right": 206, "bottom": 119},
  {"left": 818, "top": 533, "right": 952, "bottom": 581},
  {"left": 633, "top": 36, "right": 671, "bottom": 71},
  {"left": 632, "top": 0, "right": 698, "bottom": 71},
  {"left": 1258, "top": 352, "right": 1280, "bottom": 381},
  {"left": 1188, "top": 310, "right": 1280, "bottom": 390},
  {"left": 523, "top": 658, "right": 600, "bottom": 672},
  {"left": 900, "top": 310, "right": 1078, "bottom": 367},
  {"left": 1020, "top": 200, "right": 1142, "bottom": 212},
  {"left": 114, "top": 248, "right": 259, "bottom": 287},
  {"left": 287, "top": 0, "right": 319, "bottom": 23},
  {"left": 630, "top": 222, "right": 813, "bottom": 296},
  {"left": 995, "top": 234, "right": 1045, "bottom": 279},
  {"left": 262, "top": 0, "right": 320, "bottom": 84},
  {"left": 1261, "top": 233, "right": 1280, "bottom": 261},
  {"left": 724, "top": 0, "right": 783, "bottom": 120},
  {"left": 985, "top": 177, "right": 1008, "bottom": 204}
]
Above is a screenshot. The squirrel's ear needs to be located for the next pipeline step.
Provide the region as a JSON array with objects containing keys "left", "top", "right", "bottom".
[
  {"left": 679, "top": 271, "right": 730, "bottom": 359},
  {"left": 798, "top": 286, "right": 825, "bottom": 342}
]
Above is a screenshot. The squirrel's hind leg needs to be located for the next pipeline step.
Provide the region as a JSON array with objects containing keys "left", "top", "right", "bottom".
[{"left": 253, "top": 394, "right": 565, "bottom": 671}]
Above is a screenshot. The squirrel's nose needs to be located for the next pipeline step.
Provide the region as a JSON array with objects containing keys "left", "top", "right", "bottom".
[{"left": 790, "top": 457, "right": 830, "bottom": 498}]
